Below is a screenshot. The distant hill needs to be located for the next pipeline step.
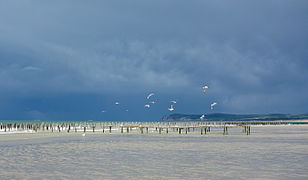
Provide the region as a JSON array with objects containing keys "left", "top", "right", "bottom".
[{"left": 161, "top": 113, "right": 308, "bottom": 122}]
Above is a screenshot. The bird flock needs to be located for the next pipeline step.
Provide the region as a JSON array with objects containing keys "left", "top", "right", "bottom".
[{"left": 101, "top": 84, "right": 218, "bottom": 120}]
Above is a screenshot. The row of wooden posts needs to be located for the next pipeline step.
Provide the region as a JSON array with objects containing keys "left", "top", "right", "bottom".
[{"left": 0, "top": 122, "right": 253, "bottom": 135}]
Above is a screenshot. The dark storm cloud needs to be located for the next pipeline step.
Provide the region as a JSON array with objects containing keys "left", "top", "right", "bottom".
[{"left": 0, "top": 0, "right": 308, "bottom": 120}]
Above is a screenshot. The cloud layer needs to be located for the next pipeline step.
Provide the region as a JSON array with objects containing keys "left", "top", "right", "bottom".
[{"left": 0, "top": 0, "right": 308, "bottom": 120}]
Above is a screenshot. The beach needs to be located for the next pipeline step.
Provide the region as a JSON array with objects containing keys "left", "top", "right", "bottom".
[{"left": 0, "top": 125, "right": 308, "bottom": 179}]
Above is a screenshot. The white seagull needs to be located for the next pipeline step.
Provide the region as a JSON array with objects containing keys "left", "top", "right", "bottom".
[
  {"left": 168, "top": 104, "right": 175, "bottom": 111},
  {"left": 150, "top": 101, "right": 156, "bottom": 104},
  {"left": 144, "top": 104, "right": 150, "bottom": 108},
  {"left": 170, "top": 100, "right": 177, "bottom": 104},
  {"left": 101, "top": 110, "right": 107, "bottom": 113},
  {"left": 147, "top": 93, "right": 155, "bottom": 99},
  {"left": 200, "top": 114, "right": 205, "bottom": 120},
  {"left": 115, "top": 102, "right": 120, "bottom": 105},
  {"left": 201, "top": 85, "right": 209, "bottom": 93},
  {"left": 210, "top": 102, "right": 217, "bottom": 110}
]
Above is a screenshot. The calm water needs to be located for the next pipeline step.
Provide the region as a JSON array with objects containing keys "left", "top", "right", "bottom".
[{"left": 0, "top": 126, "right": 308, "bottom": 180}]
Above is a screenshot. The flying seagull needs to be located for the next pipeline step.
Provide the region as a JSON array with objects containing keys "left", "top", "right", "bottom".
[
  {"left": 150, "top": 101, "right": 156, "bottom": 104},
  {"left": 115, "top": 102, "right": 120, "bottom": 105},
  {"left": 101, "top": 110, "right": 107, "bottom": 113},
  {"left": 144, "top": 104, "right": 150, "bottom": 108},
  {"left": 200, "top": 114, "right": 205, "bottom": 120},
  {"left": 210, "top": 102, "right": 217, "bottom": 110},
  {"left": 170, "top": 100, "right": 177, "bottom": 104},
  {"left": 201, "top": 85, "right": 209, "bottom": 93},
  {"left": 147, "top": 93, "right": 155, "bottom": 99},
  {"left": 168, "top": 104, "right": 175, "bottom": 111}
]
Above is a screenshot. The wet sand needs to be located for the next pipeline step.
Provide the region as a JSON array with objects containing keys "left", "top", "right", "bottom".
[{"left": 0, "top": 125, "right": 308, "bottom": 179}]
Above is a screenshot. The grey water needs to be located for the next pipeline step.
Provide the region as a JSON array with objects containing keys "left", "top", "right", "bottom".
[{"left": 0, "top": 126, "right": 308, "bottom": 180}]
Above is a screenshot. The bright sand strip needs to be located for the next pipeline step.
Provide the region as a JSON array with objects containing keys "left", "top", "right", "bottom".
[{"left": 0, "top": 123, "right": 307, "bottom": 141}]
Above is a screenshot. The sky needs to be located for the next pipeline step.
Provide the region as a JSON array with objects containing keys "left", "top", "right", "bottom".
[{"left": 0, "top": 0, "right": 308, "bottom": 121}]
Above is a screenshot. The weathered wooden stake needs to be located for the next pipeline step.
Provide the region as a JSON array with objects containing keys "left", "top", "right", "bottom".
[{"left": 140, "top": 127, "right": 144, "bottom": 134}]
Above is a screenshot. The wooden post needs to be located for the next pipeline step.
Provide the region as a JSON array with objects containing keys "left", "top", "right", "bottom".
[
  {"left": 109, "top": 126, "right": 112, "bottom": 133},
  {"left": 140, "top": 127, "right": 144, "bottom": 134}
]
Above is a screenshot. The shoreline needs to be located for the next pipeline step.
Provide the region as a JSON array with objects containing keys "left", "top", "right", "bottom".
[{"left": 1, "top": 123, "right": 307, "bottom": 142}]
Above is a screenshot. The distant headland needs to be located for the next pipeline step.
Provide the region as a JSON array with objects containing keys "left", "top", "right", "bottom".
[{"left": 162, "top": 113, "right": 308, "bottom": 122}]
